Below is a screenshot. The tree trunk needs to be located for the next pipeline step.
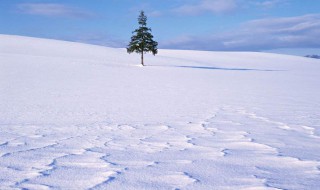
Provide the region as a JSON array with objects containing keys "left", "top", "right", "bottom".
[{"left": 141, "top": 52, "right": 144, "bottom": 66}]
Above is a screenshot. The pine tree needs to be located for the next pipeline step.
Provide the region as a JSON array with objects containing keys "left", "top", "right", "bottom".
[{"left": 127, "top": 11, "right": 158, "bottom": 66}]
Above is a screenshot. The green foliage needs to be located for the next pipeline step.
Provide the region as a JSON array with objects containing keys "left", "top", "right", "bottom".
[{"left": 127, "top": 11, "right": 158, "bottom": 65}]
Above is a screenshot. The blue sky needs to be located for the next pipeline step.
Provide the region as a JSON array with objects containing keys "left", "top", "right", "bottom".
[{"left": 1, "top": 0, "right": 320, "bottom": 53}]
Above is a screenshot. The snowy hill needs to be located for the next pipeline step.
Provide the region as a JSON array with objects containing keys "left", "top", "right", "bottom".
[{"left": 1, "top": 34, "right": 320, "bottom": 189}]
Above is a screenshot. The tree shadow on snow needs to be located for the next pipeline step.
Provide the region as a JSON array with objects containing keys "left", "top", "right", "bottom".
[{"left": 151, "top": 65, "right": 283, "bottom": 72}]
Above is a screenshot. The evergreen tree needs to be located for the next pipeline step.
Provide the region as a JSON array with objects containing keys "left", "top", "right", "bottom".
[{"left": 127, "top": 11, "right": 158, "bottom": 66}]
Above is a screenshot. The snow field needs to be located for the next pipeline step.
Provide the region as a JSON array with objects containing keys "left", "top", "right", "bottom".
[{"left": 1, "top": 34, "right": 320, "bottom": 189}]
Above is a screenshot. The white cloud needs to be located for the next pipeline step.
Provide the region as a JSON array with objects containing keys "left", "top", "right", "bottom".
[
  {"left": 256, "top": 0, "right": 287, "bottom": 8},
  {"left": 244, "top": 14, "right": 320, "bottom": 34},
  {"left": 17, "top": 3, "right": 94, "bottom": 18},
  {"left": 161, "top": 14, "right": 320, "bottom": 51},
  {"left": 173, "top": 0, "right": 237, "bottom": 15},
  {"left": 72, "top": 34, "right": 126, "bottom": 48},
  {"left": 149, "top": 10, "right": 163, "bottom": 17},
  {"left": 144, "top": 0, "right": 287, "bottom": 17}
]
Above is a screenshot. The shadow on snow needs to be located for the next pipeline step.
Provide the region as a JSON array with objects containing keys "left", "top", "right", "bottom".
[{"left": 150, "top": 65, "right": 283, "bottom": 72}]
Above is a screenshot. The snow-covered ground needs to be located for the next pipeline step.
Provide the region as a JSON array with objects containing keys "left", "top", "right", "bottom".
[{"left": 1, "top": 34, "right": 320, "bottom": 190}]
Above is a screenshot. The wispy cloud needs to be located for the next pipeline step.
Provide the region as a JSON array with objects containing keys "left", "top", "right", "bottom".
[
  {"left": 172, "top": 0, "right": 238, "bottom": 15},
  {"left": 161, "top": 14, "right": 320, "bottom": 51},
  {"left": 72, "top": 34, "right": 127, "bottom": 48},
  {"left": 148, "top": 0, "right": 289, "bottom": 17},
  {"left": 16, "top": 3, "right": 94, "bottom": 18},
  {"left": 148, "top": 10, "right": 163, "bottom": 17},
  {"left": 256, "top": 0, "right": 287, "bottom": 8}
]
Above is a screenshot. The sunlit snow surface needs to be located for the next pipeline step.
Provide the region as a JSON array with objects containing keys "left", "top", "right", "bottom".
[{"left": 1, "top": 34, "right": 320, "bottom": 189}]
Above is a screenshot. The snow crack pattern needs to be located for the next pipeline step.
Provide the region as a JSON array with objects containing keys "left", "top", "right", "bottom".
[{"left": 0, "top": 107, "right": 319, "bottom": 189}]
